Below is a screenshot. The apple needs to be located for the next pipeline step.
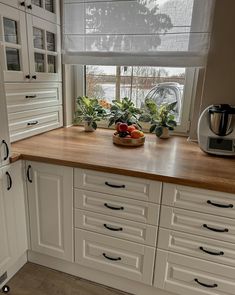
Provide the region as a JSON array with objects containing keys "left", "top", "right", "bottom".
[
  {"left": 127, "top": 125, "right": 136, "bottom": 134},
  {"left": 119, "top": 123, "right": 128, "bottom": 132},
  {"left": 115, "top": 122, "right": 122, "bottom": 131}
]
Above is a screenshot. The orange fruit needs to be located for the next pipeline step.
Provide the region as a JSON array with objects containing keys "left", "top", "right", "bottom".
[
  {"left": 131, "top": 130, "right": 142, "bottom": 139},
  {"left": 127, "top": 125, "right": 136, "bottom": 134}
]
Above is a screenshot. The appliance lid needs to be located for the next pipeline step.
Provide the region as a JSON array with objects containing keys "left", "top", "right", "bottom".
[{"left": 209, "top": 104, "right": 235, "bottom": 114}]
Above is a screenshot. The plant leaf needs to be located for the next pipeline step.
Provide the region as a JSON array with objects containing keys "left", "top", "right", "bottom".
[
  {"left": 149, "top": 124, "right": 157, "bottom": 133},
  {"left": 155, "top": 126, "right": 163, "bottom": 137}
]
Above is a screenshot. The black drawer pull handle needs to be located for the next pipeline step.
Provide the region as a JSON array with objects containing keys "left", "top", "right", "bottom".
[
  {"left": 103, "top": 253, "right": 121, "bottom": 261},
  {"left": 27, "top": 165, "right": 32, "bottom": 183},
  {"left": 203, "top": 224, "right": 228, "bottom": 233},
  {"left": 25, "top": 74, "right": 30, "bottom": 79},
  {"left": 104, "top": 203, "right": 124, "bottom": 211},
  {"left": 207, "top": 200, "right": 233, "bottom": 208},
  {"left": 104, "top": 224, "right": 123, "bottom": 231},
  {"left": 105, "top": 182, "right": 125, "bottom": 189},
  {"left": 2, "top": 140, "right": 9, "bottom": 161},
  {"left": 32, "top": 75, "right": 37, "bottom": 79},
  {"left": 27, "top": 121, "right": 38, "bottom": 126},
  {"left": 26, "top": 95, "right": 37, "bottom": 99},
  {"left": 194, "top": 278, "right": 217, "bottom": 288},
  {"left": 6, "top": 172, "right": 12, "bottom": 191},
  {"left": 199, "top": 246, "right": 224, "bottom": 256},
  {"left": 20, "top": 2, "right": 25, "bottom": 6},
  {"left": 27, "top": 4, "right": 32, "bottom": 9}
]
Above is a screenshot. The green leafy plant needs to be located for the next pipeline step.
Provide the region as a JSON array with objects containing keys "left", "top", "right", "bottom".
[
  {"left": 108, "top": 97, "right": 142, "bottom": 128},
  {"left": 74, "top": 96, "right": 107, "bottom": 130},
  {"left": 140, "top": 99, "right": 177, "bottom": 137}
]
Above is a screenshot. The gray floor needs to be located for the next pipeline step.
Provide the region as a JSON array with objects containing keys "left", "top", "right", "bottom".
[{"left": 5, "top": 263, "right": 130, "bottom": 295}]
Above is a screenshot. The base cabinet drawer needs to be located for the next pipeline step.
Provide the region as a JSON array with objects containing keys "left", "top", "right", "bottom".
[
  {"left": 162, "top": 183, "right": 235, "bottom": 219},
  {"left": 75, "top": 229, "right": 155, "bottom": 285},
  {"left": 8, "top": 106, "right": 63, "bottom": 142},
  {"left": 74, "top": 209, "right": 158, "bottom": 246},
  {"left": 160, "top": 206, "right": 235, "bottom": 244},
  {"left": 158, "top": 228, "right": 235, "bottom": 267},
  {"left": 74, "top": 168, "right": 162, "bottom": 203},
  {"left": 74, "top": 189, "right": 160, "bottom": 225},
  {"left": 154, "top": 250, "right": 235, "bottom": 295}
]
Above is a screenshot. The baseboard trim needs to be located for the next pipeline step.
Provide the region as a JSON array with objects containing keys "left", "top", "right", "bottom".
[
  {"left": 28, "top": 251, "right": 174, "bottom": 295},
  {"left": 0, "top": 252, "right": 27, "bottom": 289}
]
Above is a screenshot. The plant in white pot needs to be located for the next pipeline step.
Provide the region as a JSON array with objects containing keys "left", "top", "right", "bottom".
[
  {"left": 74, "top": 96, "right": 107, "bottom": 131},
  {"left": 140, "top": 99, "right": 177, "bottom": 139}
]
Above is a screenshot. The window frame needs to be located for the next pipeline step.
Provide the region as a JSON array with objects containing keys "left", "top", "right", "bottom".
[{"left": 73, "top": 65, "right": 199, "bottom": 135}]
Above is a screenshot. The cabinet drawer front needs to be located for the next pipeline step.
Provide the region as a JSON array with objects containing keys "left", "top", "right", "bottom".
[
  {"left": 154, "top": 250, "right": 235, "bottom": 295},
  {"left": 74, "top": 189, "right": 160, "bottom": 225},
  {"left": 5, "top": 83, "right": 62, "bottom": 113},
  {"left": 74, "top": 209, "right": 157, "bottom": 246},
  {"left": 162, "top": 183, "right": 235, "bottom": 219},
  {"left": 75, "top": 229, "right": 155, "bottom": 285},
  {"left": 8, "top": 106, "right": 63, "bottom": 142},
  {"left": 74, "top": 168, "right": 161, "bottom": 203},
  {"left": 158, "top": 228, "right": 235, "bottom": 267},
  {"left": 160, "top": 206, "right": 235, "bottom": 244}
]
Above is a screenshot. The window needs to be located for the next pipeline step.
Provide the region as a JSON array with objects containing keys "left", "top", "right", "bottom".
[{"left": 73, "top": 65, "right": 197, "bottom": 133}]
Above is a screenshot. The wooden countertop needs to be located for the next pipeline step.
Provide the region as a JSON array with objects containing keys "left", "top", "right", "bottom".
[{"left": 12, "top": 127, "right": 235, "bottom": 194}]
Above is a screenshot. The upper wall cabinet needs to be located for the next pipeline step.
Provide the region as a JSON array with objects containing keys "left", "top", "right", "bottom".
[
  {"left": 0, "top": 3, "right": 61, "bottom": 83},
  {"left": 0, "top": 4, "right": 29, "bottom": 82},
  {"left": 0, "top": 0, "right": 60, "bottom": 24}
]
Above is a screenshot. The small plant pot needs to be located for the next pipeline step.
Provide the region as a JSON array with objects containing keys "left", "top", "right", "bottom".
[
  {"left": 159, "top": 127, "right": 170, "bottom": 139},
  {"left": 84, "top": 121, "right": 95, "bottom": 132}
]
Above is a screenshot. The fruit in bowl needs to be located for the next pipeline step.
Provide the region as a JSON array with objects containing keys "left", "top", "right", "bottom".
[{"left": 113, "top": 123, "right": 145, "bottom": 146}]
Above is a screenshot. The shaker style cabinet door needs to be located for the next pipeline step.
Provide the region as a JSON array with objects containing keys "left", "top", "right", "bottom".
[
  {"left": 0, "top": 0, "right": 26, "bottom": 10},
  {"left": 26, "top": 162, "right": 73, "bottom": 262},
  {"left": 0, "top": 3, "right": 29, "bottom": 82},
  {"left": 26, "top": 14, "right": 61, "bottom": 82},
  {"left": 0, "top": 64, "right": 10, "bottom": 167},
  {"left": 26, "top": 0, "right": 60, "bottom": 24}
]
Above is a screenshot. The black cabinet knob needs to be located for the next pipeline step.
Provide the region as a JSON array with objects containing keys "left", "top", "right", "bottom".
[
  {"left": 27, "top": 4, "right": 32, "bottom": 9},
  {"left": 20, "top": 1, "right": 26, "bottom": 6},
  {"left": 25, "top": 74, "right": 30, "bottom": 79},
  {"left": 32, "top": 75, "right": 37, "bottom": 80}
]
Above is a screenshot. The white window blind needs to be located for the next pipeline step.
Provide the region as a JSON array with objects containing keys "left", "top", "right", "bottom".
[{"left": 63, "top": 0, "right": 215, "bottom": 67}]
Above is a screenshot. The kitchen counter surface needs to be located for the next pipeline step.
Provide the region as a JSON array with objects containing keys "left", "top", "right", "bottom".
[{"left": 11, "top": 127, "right": 235, "bottom": 194}]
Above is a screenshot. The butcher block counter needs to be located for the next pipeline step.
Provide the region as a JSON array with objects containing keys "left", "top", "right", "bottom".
[{"left": 11, "top": 126, "right": 235, "bottom": 194}]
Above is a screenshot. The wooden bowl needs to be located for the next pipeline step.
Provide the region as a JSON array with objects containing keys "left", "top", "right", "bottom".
[{"left": 113, "top": 134, "right": 145, "bottom": 147}]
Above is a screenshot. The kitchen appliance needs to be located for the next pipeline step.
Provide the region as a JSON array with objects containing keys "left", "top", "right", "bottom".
[{"left": 198, "top": 104, "right": 235, "bottom": 156}]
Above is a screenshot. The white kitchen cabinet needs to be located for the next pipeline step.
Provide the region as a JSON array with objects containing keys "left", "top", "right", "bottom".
[
  {"left": 27, "top": 0, "right": 60, "bottom": 24},
  {"left": 0, "top": 64, "right": 10, "bottom": 166},
  {"left": 0, "top": 3, "right": 61, "bottom": 83},
  {"left": 0, "top": 0, "right": 26, "bottom": 10},
  {"left": 0, "top": 161, "right": 27, "bottom": 277},
  {"left": 26, "top": 161, "right": 73, "bottom": 262}
]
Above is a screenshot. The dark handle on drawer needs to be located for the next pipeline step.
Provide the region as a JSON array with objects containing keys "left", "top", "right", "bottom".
[
  {"left": 2, "top": 140, "right": 9, "bottom": 161},
  {"left": 199, "top": 246, "right": 224, "bottom": 256},
  {"left": 105, "top": 182, "right": 125, "bottom": 189},
  {"left": 25, "top": 74, "right": 30, "bottom": 79},
  {"left": 32, "top": 75, "right": 37, "bottom": 80},
  {"left": 104, "top": 203, "right": 124, "bottom": 211},
  {"left": 20, "top": 1, "right": 25, "bottom": 6},
  {"left": 27, "top": 4, "right": 32, "bottom": 9},
  {"left": 26, "top": 95, "right": 37, "bottom": 99},
  {"left": 103, "top": 253, "right": 121, "bottom": 261},
  {"left": 27, "top": 165, "right": 32, "bottom": 183},
  {"left": 203, "top": 224, "right": 228, "bottom": 233},
  {"left": 104, "top": 224, "right": 123, "bottom": 232},
  {"left": 207, "top": 200, "right": 233, "bottom": 208},
  {"left": 194, "top": 279, "right": 218, "bottom": 288},
  {"left": 27, "top": 121, "right": 38, "bottom": 126},
  {"left": 6, "top": 172, "right": 12, "bottom": 191}
]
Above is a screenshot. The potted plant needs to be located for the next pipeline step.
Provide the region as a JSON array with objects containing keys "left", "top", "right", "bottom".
[
  {"left": 74, "top": 96, "right": 107, "bottom": 131},
  {"left": 140, "top": 99, "right": 177, "bottom": 139},
  {"left": 108, "top": 97, "right": 142, "bottom": 128}
]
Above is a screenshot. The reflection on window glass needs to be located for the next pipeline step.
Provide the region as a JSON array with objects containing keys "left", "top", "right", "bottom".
[
  {"left": 32, "top": 0, "right": 42, "bottom": 7},
  {"left": 46, "top": 32, "right": 55, "bottom": 51},
  {"left": 85, "top": 66, "right": 186, "bottom": 119},
  {"left": 48, "top": 55, "right": 56, "bottom": 73},
  {"left": 33, "top": 28, "right": 44, "bottom": 49},
  {"left": 6, "top": 48, "right": 20, "bottom": 71},
  {"left": 45, "top": 0, "right": 54, "bottom": 13},
  {"left": 35, "top": 53, "right": 45, "bottom": 72},
  {"left": 4, "top": 18, "right": 18, "bottom": 44}
]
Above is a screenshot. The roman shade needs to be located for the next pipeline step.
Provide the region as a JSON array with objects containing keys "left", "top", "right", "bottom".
[{"left": 63, "top": 0, "right": 215, "bottom": 67}]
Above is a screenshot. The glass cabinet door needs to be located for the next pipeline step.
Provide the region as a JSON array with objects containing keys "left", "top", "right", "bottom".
[
  {"left": 29, "top": 0, "right": 60, "bottom": 24},
  {"left": 27, "top": 14, "right": 61, "bottom": 82},
  {"left": 0, "top": 3, "right": 29, "bottom": 82}
]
